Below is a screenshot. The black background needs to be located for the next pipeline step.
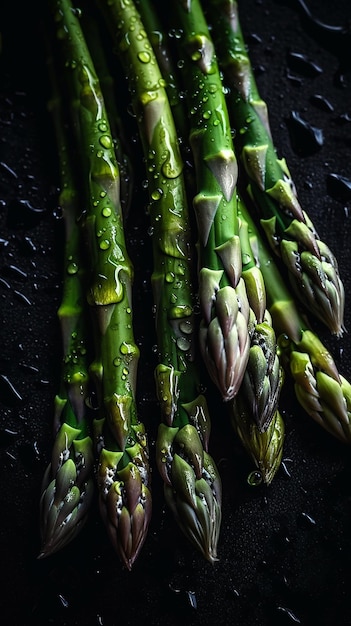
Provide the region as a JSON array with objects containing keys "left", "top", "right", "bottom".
[{"left": 1, "top": 1, "right": 351, "bottom": 625}]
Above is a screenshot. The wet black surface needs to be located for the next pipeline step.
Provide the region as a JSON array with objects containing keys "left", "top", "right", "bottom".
[{"left": 1, "top": 1, "right": 351, "bottom": 625}]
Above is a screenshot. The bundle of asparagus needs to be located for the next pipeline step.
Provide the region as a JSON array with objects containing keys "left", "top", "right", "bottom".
[
  {"left": 97, "top": 0, "right": 222, "bottom": 563},
  {"left": 38, "top": 0, "right": 350, "bottom": 570},
  {"left": 206, "top": 0, "right": 345, "bottom": 338},
  {"left": 45, "top": 0, "right": 152, "bottom": 570}
]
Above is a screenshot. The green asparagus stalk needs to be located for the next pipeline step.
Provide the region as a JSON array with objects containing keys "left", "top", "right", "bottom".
[
  {"left": 97, "top": 0, "right": 222, "bottom": 562},
  {"left": 169, "top": 0, "right": 251, "bottom": 402},
  {"left": 230, "top": 194, "right": 285, "bottom": 484},
  {"left": 39, "top": 53, "right": 95, "bottom": 558},
  {"left": 236, "top": 204, "right": 283, "bottom": 432},
  {"left": 80, "top": 8, "right": 134, "bottom": 220},
  {"left": 135, "top": 0, "right": 188, "bottom": 142},
  {"left": 207, "top": 0, "right": 345, "bottom": 338},
  {"left": 49, "top": 0, "right": 152, "bottom": 569},
  {"left": 233, "top": 410, "right": 285, "bottom": 485},
  {"left": 239, "top": 200, "right": 351, "bottom": 444}
]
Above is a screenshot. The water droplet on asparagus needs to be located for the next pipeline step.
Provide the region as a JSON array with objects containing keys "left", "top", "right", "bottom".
[
  {"left": 67, "top": 262, "right": 78, "bottom": 275},
  {"left": 137, "top": 51, "right": 151, "bottom": 64}
]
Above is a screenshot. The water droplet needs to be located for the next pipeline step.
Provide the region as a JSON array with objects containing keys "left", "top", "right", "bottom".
[
  {"left": 276, "top": 605, "right": 301, "bottom": 623},
  {"left": 165, "top": 272, "right": 175, "bottom": 283},
  {"left": 99, "top": 135, "right": 112, "bottom": 150},
  {"left": 310, "top": 93, "right": 334, "bottom": 112},
  {"left": 151, "top": 188, "right": 162, "bottom": 201},
  {"left": 169, "top": 304, "right": 192, "bottom": 318},
  {"left": 179, "top": 320, "right": 193, "bottom": 334},
  {"left": 120, "top": 342, "right": 136, "bottom": 356},
  {"left": 247, "top": 470, "right": 262, "bottom": 486},
  {"left": 0, "top": 375, "right": 23, "bottom": 405},
  {"left": 0, "top": 427, "right": 18, "bottom": 449},
  {"left": 67, "top": 262, "right": 78, "bottom": 275},
  {"left": 98, "top": 121, "right": 108, "bottom": 133},
  {"left": 203, "top": 110, "right": 211, "bottom": 120},
  {"left": 286, "top": 111, "right": 324, "bottom": 156},
  {"left": 102, "top": 206, "right": 112, "bottom": 218},
  {"left": 0, "top": 160, "right": 18, "bottom": 179},
  {"left": 327, "top": 173, "right": 351, "bottom": 202},
  {"left": 7, "top": 198, "right": 46, "bottom": 229},
  {"left": 99, "top": 239, "right": 110, "bottom": 250},
  {"left": 287, "top": 51, "right": 323, "bottom": 77},
  {"left": 58, "top": 594, "right": 69, "bottom": 609},
  {"left": 113, "top": 357, "right": 122, "bottom": 367},
  {"left": 300, "top": 511, "right": 316, "bottom": 526},
  {"left": 14, "top": 290, "right": 32, "bottom": 305},
  {"left": 281, "top": 460, "right": 292, "bottom": 478},
  {"left": 176, "top": 336, "right": 191, "bottom": 351},
  {"left": 137, "top": 51, "right": 151, "bottom": 64}
]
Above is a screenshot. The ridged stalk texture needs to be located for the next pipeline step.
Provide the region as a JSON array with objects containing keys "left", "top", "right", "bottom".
[
  {"left": 97, "top": 0, "right": 222, "bottom": 563},
  {"left": 39, "top": 54, "right": 95, "bottom": 557},
  {"left": 169, "top": 0, "right": 251, "bottom": 401},
  {"left": 207, "top": 0, "right": 345, "bottom": 337},
  {"left": 49, "top": 0, "right": 152, "bottom": 570}
]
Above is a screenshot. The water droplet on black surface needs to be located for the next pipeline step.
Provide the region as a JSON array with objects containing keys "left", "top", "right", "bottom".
[
  {"left": 281, "top": 461, "right": 292, "bottom": 478},
  {"left": 58, "top": 593, "right": 69, "bottom": 609},
  {"left": 167, "top": 583, "right": 198, "bottom": 613},
  {"left": 19, "top": 235, "right": 37, "bottom": 255},
  {"left": 19, "top": 362, "right": 39, "bottom": 374},
  {"left": 334, "top": 112, "right": 351, "bottom": 125},
  {"left": 0, "top": 374, "right": 23, "bottom": 404},
  {"left": 0, "top": 237, "right": 10, "bottom": 248},
  {"left": 286, "top": 111, "right": 324, "bottom": 155},
  {"left": 4, "top": 264, "right": 28, "bottom": 280},
  {"left": 310, "top": 93, "right": 334, "bottom": 112},
  {"left": 287, "top": 51, "right": 323, "bottom": 77},
  {"left": 286, "top": 71, "right": 303, "bottom": 87},
  {"left": 0, "top": 277, "right": 11, "bottom": 289},
  {"left": 300, "top": 511, "right": 317, "bottom": 526},
  {"left": 0, "top": 160, "right": 18, "bottom": 179},
  {"left": 276, "top": 605, "right": 301, "bottom": 623},
  {"left": 282, "top": 0, "right": 351, "bottom": 82},
  {"left": 248, "top": 32, "right": 263, "bottom": 45},
  {"left": 0, "top": 427, "right": 18, "bottom": 447},
  {"left": 14, "top": 290, "right": 32, "bottom": 305},
  {"left": 6, "top": 198, "right": 46, "bottom": 229},
  {"left": 326, "top": 173, "right": 351, "bottom": 202},
  {"left": 18, "top": 439, "right": 42, "bottom": 467}
]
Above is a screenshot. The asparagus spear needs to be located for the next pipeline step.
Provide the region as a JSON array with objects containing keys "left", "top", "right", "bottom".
[
  {"left": 207, "top": 0, "right": 345, "bottom": 337},
  {"left": 39, "top": 53, "right": 95, "bottom": 557},
  {"left": 49, "top": 0, "right": 152, "bottom": 569},
  {"left": 135, "top": 0, "right": 188, "bottom": 142},
  {"left": 168, "top": 0, "right": 251, "bottom": 402},
  {"left": 239, "top": 200, "right": 351, "bottom": 444},
  {"left": 230, "top": 195, "right": 285, "bottom": 484},
  {"left": 97, "top": 0, "right": 222, "bottom": 562},
  {"left": 80, "top": 8, "right": 134, "bottom": 220}
]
